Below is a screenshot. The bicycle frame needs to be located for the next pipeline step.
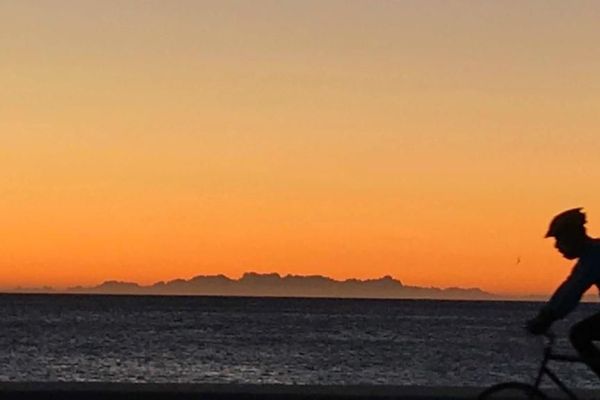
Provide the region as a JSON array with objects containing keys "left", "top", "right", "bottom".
[{"left": 532, "top": 333, "right": 582, "bottom": 400}]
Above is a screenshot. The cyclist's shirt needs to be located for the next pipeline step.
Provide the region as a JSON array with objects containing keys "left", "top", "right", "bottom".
[{"left": 543, "top": 240, "right": 600, "bottom": 320}]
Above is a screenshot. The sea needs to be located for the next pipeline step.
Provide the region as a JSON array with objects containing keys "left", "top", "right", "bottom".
[{"left": 1, "top": 294, "right": 599, "bottom": 388}]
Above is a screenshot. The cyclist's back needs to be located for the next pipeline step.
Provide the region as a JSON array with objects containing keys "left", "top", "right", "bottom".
[{"left": 527, "top": 208, "right": 600, "bottom": 377}]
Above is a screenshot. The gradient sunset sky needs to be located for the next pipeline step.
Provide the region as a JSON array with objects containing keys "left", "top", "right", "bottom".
[{"left": 2, "top": 1, "right": 600, "bottom": 296}]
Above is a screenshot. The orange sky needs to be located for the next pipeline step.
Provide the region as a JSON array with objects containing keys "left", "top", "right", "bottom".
[{"left": 2, "top": 1, "right": 600, "bottom": 296}]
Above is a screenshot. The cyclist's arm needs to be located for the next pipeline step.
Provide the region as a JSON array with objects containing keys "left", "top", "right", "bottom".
[{"left": 541, "top": 258, "right": 595, "bottom": 321}]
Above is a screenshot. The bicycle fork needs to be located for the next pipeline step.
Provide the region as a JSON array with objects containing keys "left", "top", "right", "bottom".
[{"left": 533, "top": 345, "right": 579, "bottom": 400}]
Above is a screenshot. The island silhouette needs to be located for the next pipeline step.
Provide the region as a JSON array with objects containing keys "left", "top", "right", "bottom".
[{"left": 58, "top": 272, "right": 496, "bottom": 300}]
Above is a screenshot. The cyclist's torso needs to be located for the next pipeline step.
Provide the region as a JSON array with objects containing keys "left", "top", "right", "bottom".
[{"left": 543, "top": 239, "right": 600, "bottom": 319}]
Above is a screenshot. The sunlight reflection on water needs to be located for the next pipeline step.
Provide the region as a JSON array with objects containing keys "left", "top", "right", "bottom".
[{"left": 0, "top": 295, "right": 598, "bottom": 388}]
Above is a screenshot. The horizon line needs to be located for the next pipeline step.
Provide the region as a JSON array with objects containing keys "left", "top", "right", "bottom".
[{"left": 0, "top": 270, "right": 567, "bottom": 301}]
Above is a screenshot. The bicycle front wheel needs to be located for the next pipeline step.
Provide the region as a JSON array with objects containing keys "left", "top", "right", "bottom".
[{"left": 478, "top": 382, "right": 548, "bottom": 400}]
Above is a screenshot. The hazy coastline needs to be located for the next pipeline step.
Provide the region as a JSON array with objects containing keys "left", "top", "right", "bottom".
[{"left": 6, "top": 272, "right": 497, "bottom": 300}]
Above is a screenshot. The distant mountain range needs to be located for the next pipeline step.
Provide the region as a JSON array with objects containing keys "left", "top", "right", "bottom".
[{"left": 55, "top": 272, "right": 497, "bottom": 300}]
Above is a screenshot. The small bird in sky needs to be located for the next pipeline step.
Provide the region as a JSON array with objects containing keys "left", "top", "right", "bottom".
[{"left": 516, "top": 257, "right": 521, "bottom": 265}]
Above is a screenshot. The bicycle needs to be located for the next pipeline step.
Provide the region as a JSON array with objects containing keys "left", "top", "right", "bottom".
[{"left": 478, "top": 332, "right": 586, "bottom": 400}]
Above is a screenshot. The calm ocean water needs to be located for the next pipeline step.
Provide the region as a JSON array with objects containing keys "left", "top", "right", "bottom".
[{"left": 1, "top": 294, "right": 599, "bottom": 387}]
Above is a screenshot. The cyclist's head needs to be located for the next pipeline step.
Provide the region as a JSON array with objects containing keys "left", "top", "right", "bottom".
[{"left": 545, "top": 208, "right": 588, "bottom": 259}]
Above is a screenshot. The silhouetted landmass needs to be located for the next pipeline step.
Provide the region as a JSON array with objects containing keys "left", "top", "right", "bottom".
[
  {"left": 8, "top": 286, "right": 56, "bottom": 294},
  {"left": 62, "top": 272, "right": 496, "bottom": 300},
  {"left": 513, "top": 293, "right": 599, "bottom": 303}
]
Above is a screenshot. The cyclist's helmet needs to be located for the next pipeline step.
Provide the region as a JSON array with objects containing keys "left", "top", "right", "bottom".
[{"left": 545, "top": 208, "right": 587, "bottom": 238}]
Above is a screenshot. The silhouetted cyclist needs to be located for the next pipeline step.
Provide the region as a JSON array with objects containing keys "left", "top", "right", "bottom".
[{"left": 526, "top": 208, "right": 600, "bottom": 377}]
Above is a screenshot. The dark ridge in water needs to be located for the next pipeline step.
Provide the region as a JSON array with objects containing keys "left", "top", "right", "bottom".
[{"left": 11, "top": 272, "right": 496, "bottom": 300}]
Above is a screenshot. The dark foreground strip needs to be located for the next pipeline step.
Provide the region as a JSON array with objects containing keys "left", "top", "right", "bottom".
[
  {"left": 0, "top": 383, "right": 597, "bottom": 400},
  {"left": 0, "top": 383, "right": 482, "bottom": 400}
]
